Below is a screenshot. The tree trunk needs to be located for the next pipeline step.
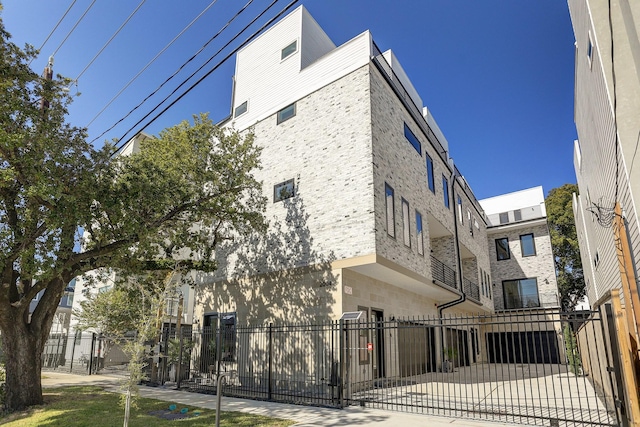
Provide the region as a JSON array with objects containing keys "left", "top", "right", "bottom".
[{"left": 2, "top": 321, "right": 45, "bottom": 411}]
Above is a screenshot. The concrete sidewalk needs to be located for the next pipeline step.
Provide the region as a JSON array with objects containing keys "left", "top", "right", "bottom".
[{"left": 42, "top": 372, "right": 512, "bottom": 426}]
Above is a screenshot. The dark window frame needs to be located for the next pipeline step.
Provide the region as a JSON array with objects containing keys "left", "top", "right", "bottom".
[
  {"left": 442, "top": 175, "right": 450, "bottom": 209},
  {"left": 274, "top": 179, "right": 295, "bottom": 202},
  {"left": 520, "top": 233, "right": 536, "bottom": 257},
  {"left": 277, "top": 103, "right": 296, "bottom": 124},
  {"left": 502, "top": 278, "right": 540, "bottom": 309},
  {"left": 385, "top": 183, "right": 395, "bottom": 238},
  {"left": 416, "top": 210, "right": 424, "bottom": 256},
  {"left": 496, "top": 237, "right": 510, "bottom": 261},
  {"left": 426, "top": 154, "right": 435, "bottom": 193},
  {"left": 404, "top": 123, "right": 422, "bottom": 155}
]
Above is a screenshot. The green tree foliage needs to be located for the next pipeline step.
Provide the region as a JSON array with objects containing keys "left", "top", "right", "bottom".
[
  {"left": 0, "top": 15, "right": 265, "bottom": 411},
  {"left": 546, "top": 184, "right": 585, "bottom": 311}
]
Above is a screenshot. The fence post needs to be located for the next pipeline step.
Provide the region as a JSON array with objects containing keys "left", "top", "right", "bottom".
[
  {"left": 177, "top": 329, "right": 184, "bottom": 389},
  {"left": 69, "top": 330, "right": 77, "bottom": 373},
  {"left": 340, "top": 319, "right": 349, "bottom": 408},
  {"left": 604, "top": 302, "right": 630, "bottom": 427},
  {"left": 268, "top": 323, "right": 273, "bottom": 401},
  {"left": 88, "top": 332, "right": 96, "bottom": 375},
  {"left": 611, "top": 289, "right": 640, "bottom": 425}
]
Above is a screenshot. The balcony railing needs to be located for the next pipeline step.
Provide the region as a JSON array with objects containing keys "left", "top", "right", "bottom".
[
  {"left": 430, "top": 255, "right": 457, "bottom": 290},
  {"left": 463, "top": 278, "right": 480, "bottom": 302}
]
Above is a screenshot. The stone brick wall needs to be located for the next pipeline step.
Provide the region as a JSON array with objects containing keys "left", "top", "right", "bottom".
[
  {"left": 213, "top": 66, "right": 376, "bottom": 281},
  {"left": 487, "top": 222, "right": 559, "bottom": 310}
]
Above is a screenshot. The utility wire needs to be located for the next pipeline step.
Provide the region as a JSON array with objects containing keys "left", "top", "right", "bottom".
[
  {"left": 111, "top": 0, "right": 301, "bottom": 155},
  {"left": 73, "top": 0, "right": 146, "bottom": 82},
  {"left": 29, "top": 0, "right": 77, "bottom": 65},
  {"left": 52, "top": 0, "right": 97, "bottom": 57},
  {"left": 91, "top": 0, "right": 256, "bottom": 145},
  {"left": 86, "top": 0, "right": 220, "bottom": 128}
]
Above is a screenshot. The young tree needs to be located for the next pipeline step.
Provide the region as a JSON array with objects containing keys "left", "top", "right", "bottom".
[
  {"left": 546, "top": 184, "right": 585, "bottom": 311},
  {"left": 0, "top": 17, "right": 265, "bottom": 411},
  {"left": 75, "top": 269, "right": 180, "bottom": 427}
]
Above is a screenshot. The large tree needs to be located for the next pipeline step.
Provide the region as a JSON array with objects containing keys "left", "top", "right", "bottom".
[
  {"left": 0, "top": 18, "right": 265, "bottom": 411},
  {"left": 546, "top": 184, "right": 585, "bottom": 311}
]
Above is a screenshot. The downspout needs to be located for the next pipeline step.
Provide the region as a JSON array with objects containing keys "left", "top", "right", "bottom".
[
  {"left": 437, "top": 163, "right": 465, "bottom": 369},
  {"left": 437, "top": 162, "right": 466, "bottom": 316}
]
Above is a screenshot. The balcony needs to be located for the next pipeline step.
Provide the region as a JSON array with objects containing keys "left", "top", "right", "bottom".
[
  {"left": 431, "top": 255, "right": 457, "bottom": 290},
  {"left": 463, "top": 278, "right": 480, "bottom": 302}
]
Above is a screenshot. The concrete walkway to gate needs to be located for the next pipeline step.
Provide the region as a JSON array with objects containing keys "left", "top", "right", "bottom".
[{"left": 42, "top": 371, "right": 512, "bottom": 426}]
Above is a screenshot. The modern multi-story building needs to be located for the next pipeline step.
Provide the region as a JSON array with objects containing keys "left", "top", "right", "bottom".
[
  {"left": 568, "top": 0, "right": 640, "bottom": 305},
  {"left": 193, "top": 5, "right": 495, "bottom": 332},
  {"left": 479, "top": 186, "right": 560, "bottom": 311}
]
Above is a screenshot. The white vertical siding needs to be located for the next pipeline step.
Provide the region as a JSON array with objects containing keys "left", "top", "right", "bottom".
[
  {"left": 231, "top": 6, "right": 371, "bottom": 132},
  {"left": 300, "top": 7, "right": 335, "bottom": 69}
]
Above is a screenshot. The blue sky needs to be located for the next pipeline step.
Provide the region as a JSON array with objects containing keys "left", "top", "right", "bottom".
[{"left": 2, "top": 0, "right": 577, "bottom": 200}]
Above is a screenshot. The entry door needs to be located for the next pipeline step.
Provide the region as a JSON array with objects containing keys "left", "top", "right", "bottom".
[{"left": 371, "top": 309, "right": 385, "bottom": 379}]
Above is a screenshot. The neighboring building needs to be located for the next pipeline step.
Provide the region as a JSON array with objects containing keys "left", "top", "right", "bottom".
[
  {"left": 31, "top": 278, "right": 75, "bottom": 368},
  {"left": 479, "top": 187, "right": 560, "bottom": 311},
  {"left": 193, "top": 5, "right": 495, "bottom": 335},
  {"left": 568, "top": 0, "right": 640, "bottom": 305}
]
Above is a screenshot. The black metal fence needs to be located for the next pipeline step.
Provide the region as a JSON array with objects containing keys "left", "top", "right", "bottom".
[
  {"left": 164, "top": 308, "right": 617, "bottom": 426},
  {"left": 44, "top": 307, "right": 620, "bottom": 426}
]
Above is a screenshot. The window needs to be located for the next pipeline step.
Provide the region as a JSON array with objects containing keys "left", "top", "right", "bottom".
[
  {"left": 281, "top": 40, "right": 297, "bottom": 60},
  {"left": 587, "top": 34, "right": 593, "bottom": 66},
  {"left": 274, "top": 179, "right": 295, "bottom": 202},
  {"left": 496, "top": 237, "right": 510, "bottom": 260},
  {"left": 468, "top": 209, "right": 473, "bottom": 236},
  {"left": 416, "top": 210, "right": 424, "bottom": 255},
  {"left": 442, "top": 175, "right": 449, "bottom": 208},
  {"left": 457, "top": 195, "right": 463, "bottom": 224},
  {"left": 404, "top": 123, "right": 421, "bottom": 155},
  {"left": 234, "top": 101, "right": 247, "bottom": 117},
  {"left": 520, "top": 233, "right": 536, "bottom": 257},
  {"left": 514, "top": 209, "right": 522, "bottom": 222},
  {"left": 426, "top": 154, "right": 435, "bottom": 193},
  {"left": 385, "top": 183, "right": 395, "bottom": 237},
  {"left": 402, "top": 198, "right": 410, "bottom": 247},
  {"left": 503, "top": 278, "right": 540, "bottom": 309},
  {"left": 277, "top": 103, "right": 296, "bottom": 124},
  {"left": 499, "top": 212, "right": 509, "bottom": 224}
]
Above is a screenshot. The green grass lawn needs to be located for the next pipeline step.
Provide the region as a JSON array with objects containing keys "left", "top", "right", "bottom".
[{"left": 0, "top": 386, "right": 295, "bottom": 427}]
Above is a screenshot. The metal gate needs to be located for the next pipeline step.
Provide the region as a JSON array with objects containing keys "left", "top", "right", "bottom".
[{"left": 342, "top": 307, "right": 621, "bottom": 426}]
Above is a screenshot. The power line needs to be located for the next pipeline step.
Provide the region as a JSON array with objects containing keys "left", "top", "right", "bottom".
[
  {"left": 85, "top": 0, "right": 221, "bottom": 128},
  {"left": 111, "top": 0, "right": 301, "bottom": 154},
  {"left": 29, "top": 0, "right": 77, "bottom": 65},
  {"left": 52, "top": 0, "right": 97, "bottom": 57},
  {"left": 91, "top": 0, "right": 257, "bottom": 145},
  {"left": 73, "top": 0, "right": 147, "bottom": 83}
]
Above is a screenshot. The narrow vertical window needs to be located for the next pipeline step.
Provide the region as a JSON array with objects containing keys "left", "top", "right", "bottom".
[
  {"left": 520, "top": 233, "right": 536, "bottom": 257},
  {"left": 442, "top": 175, "right": 449, "bottom": 208},
  {"left": 385, "top": 183, "right": 395, "bottom": 238},
  {"left": 426, "top": 154, "right": 435, "bottom": 193},
  {"left": 416, "top": 210, "right": 424, "bottom": 255},
  {"left": 496, "top": 238, "right": 510, "bottom": 260},
  {"left": 402, "top": 198, "right": 410, "bottom": 247},
  {"left": 499, "top": 212, "right": 509, "bottom": 224},
  {"left": 404, "top": 123, "right": 422, "bottom": 155},
  {"left": 457, "top": 195, "right": 463, "bottom": 224}
]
